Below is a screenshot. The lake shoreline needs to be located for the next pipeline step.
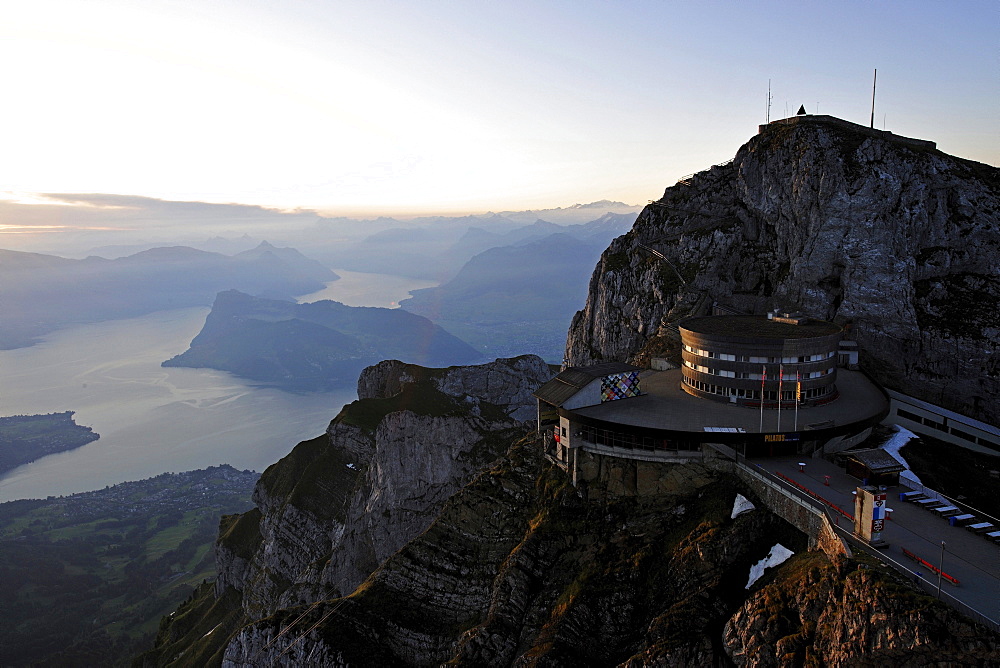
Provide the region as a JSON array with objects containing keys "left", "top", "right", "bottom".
[{"left": 0, "top": 270, "right": 433, "bottom": 501}]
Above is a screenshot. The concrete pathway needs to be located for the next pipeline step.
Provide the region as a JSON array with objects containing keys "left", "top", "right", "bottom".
[{"left": 750, "top": 454, "right": 1000, "bottom": 626}]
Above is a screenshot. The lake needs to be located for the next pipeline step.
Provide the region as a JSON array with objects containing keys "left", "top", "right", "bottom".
[
  {"left": 295, "top": 268, "right": 436, "bottom": 308},
  {"left": 0, "top": 270, "right": 433, "bottom": 502}
]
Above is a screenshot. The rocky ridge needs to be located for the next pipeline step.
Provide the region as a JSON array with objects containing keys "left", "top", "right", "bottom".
[
  {"left": 142, "top": 355, "right": 999, "bottom": 667},
  {"left": 140, "top": 120, "right": 1000, "bottom": 667},
  {"left": 210, "top": 355, "right": 553, "bottom": 622},
  {"left": 565, "top": 118, "right": 1000, "bottom": 423}
]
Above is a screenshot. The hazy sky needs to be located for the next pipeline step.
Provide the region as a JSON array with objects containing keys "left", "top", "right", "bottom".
[{"left": 1, "top": 0, "right": 997, "bottom": 216}]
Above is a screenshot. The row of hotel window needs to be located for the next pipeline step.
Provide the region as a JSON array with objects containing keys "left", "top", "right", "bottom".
[
  {"left": 683, "top": 376, "right": 832, "bottom": 400},
  {"left": 682, "top": 345, "right": 836, "bottom": 364},
  {"left": 575, "top": 424, "right": 700, "bottom": 451},
  {"left": 895, "top": 408, "right": 999, "bottom": 449},
  {"left": 683, "top": 359, "right": 834, "bottom": 379}
]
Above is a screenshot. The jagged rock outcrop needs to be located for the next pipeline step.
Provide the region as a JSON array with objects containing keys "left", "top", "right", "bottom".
[
  {"left": 214, "top": 440, "right": 998, "bottom": 667},
  {"left": 724, "top": 557, "right": 1000, "bottom": 666},
  {"left": 213, "top": 355, "right": 552, "bottom": 620},
  {"left": 219, "top": 444, "right": 811, "bottom": 667},
  {"left": 141, "top": 121, "right": 1000, "bottom": 667},
  {"left": 565, "top": 118, "right": 1000, "bottom": 423},
  {"left": 145, "top": 358, "right": 1000, "bottom": 667},
  {"left": 358, "top": 355, "right": 553, "bottom": 422}
]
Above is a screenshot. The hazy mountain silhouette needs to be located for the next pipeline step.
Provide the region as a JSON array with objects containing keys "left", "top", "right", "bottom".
[
  {"left": 0, "top": 243, "right": 337, "bottom": 349},
  {"left": 163, "top": 290, "right": 481, "bottom": 389}
]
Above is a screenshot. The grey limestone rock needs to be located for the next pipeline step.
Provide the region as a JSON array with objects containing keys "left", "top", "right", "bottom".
[
  {"left": 565, "top": 119, "right": 1000, "bottom": 423},
  {"left": 358, "top": 354, "right": 553, "bottom": 421},
  {"left": 216, "top": 355, "right": 554, "bottom": 620}
]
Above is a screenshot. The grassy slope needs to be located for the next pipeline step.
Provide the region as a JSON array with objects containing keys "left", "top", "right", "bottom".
[{"left": 0, "top": 467, "right": 256, "bottom": 667}]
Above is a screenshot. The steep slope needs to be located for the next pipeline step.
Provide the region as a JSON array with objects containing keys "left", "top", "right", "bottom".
[
  {"left": 220, "top": 455, "right": 997, "bottom": 667},
  {"left": 139, "top": 357, "right": 553, "bottom": 666},
  {"left": 142, "top": 357, "right": 1000, "bottom": 667},
  {"left": 400, "top": 232, "right": 616, "bottom": 360},
  {"left": 565, "top": 118, "right": 1000, "bottom": 423},
  {"left": 232, "top": 240, "right": 340, "bottom": 285},
  {"left": 217, "top": 356, "right": 548, "bottom": 611}
]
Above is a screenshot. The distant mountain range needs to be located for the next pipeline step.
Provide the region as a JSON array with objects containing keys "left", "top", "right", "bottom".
[
  {"left": 320, "top": 210, "right": 638, "bottom": 283},
  {"left": 0, "top": 201, "right": 639, "bottom": 360},
  {"left": 399, "top": 213, "right": 636, "bottom": 360},
  {"left": 162, "top": 290, "right": 481, "bottom": 390},
  {"left": 0, "top": 241, "right": 337, "bottom": 349}
]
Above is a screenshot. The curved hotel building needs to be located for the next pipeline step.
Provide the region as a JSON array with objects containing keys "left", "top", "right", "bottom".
[
  {"left": 535, "top": 313, "right": 889, "bottom": 482},
  {"left": 679, "top": 314, "right": 841, "bottom": 408}
]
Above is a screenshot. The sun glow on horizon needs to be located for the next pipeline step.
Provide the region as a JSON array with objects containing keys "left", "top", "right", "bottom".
[{"left": 0, "top": 1, "right": 994, "bottom": 215}]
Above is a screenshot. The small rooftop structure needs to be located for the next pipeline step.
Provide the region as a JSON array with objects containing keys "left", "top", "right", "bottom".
[
  {"left": 845, "top": 448, "right": 906, "bottom": 474},
  {"left": 682, "top": 314, "right": 841, "bottom": 339},
  {"left": 534, "top": 362, "right": 642, "bottom": 408},
  {"left": 843, "top": 448, "right": 906, "bottom": 486}
]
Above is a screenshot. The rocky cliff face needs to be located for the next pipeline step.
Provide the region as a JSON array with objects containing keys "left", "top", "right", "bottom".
[
  {"left": 144, "top": 355, "right": 999, "bottom": 667},
  {"left": 211, "top": 355, "right": 553, "bottom": 621},
  {"left": 565, "top": 118, "right": 1000, "bottom": 423},
  {"left": 141, "top": 121, "right": 1000, "bottom": 667},
  {"left": 215, "top": 442, "right": 997, "bottom": 667}
]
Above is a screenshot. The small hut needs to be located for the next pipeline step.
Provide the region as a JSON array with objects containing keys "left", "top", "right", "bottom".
[{"left": 844, "top": 448, "right": 905, "bottom": 487}]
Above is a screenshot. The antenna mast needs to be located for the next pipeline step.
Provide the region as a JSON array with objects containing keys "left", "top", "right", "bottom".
[
  {"left": 870, "top": 69, "right": 877, "bottom": 128},
  {"left": 766, "top": 79, "right": 772, "bottom": 123}
]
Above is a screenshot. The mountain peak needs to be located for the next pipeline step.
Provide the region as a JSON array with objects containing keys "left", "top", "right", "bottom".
[{"left": 566, "top": 119, "right": 1000, "bottom": 423}]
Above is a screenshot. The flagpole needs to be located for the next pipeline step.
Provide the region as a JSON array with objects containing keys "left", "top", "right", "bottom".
[
  {"left": 795, "top": 371, "right": 800, "bottom": 432},
  {"left": 759, "top": 365, "right": 766, "bottom": 433},
  {"left": 777, "top": 365, "right": 783, "bottom": 433}
]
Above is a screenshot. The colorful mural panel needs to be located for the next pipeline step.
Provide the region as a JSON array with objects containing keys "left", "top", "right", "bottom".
[{"left": 601, "top": 371, "right": 641, "bottom": 402}]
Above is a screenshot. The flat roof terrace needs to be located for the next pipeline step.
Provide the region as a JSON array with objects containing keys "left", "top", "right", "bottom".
[{"left": 571, "top": 369, "right": 887, "bottom": 434}]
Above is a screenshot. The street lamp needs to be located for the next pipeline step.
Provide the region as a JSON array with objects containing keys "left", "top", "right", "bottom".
[{"left": 937, "top": 541, "right": 946, "bottom": 599}]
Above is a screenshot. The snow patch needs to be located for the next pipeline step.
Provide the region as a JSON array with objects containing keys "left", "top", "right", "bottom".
[
  {"left": 731, "top": 494, "right": 756, "bottom": 519},
  {"left": 882, "top": 424, "right": 921, "bottom": 483},
  {"left": 746, "top": 543, "right": 794, "bottom": 589}
]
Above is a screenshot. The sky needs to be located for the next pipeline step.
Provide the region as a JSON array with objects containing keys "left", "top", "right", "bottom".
[{"left": 0, "top": 0, "right": 997, "bottom": 219}]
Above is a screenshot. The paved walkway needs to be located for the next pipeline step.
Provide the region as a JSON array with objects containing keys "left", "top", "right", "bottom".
[{"left": 750, "top": 454, "right": 1000, "bottom": 625}]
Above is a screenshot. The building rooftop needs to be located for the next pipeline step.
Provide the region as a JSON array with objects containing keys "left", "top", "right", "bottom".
[
  {"left": 843, "top": 448, "right": 905, "bottom": 474},
  {"left": 680, "top": 315, "right": 842, "bottom": 339},
  {"left": 571, "top": 368, "right": 886, "bottom": 435},
  {"left": 534, "top": 362, "right": 641, "bottom": 407}
]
